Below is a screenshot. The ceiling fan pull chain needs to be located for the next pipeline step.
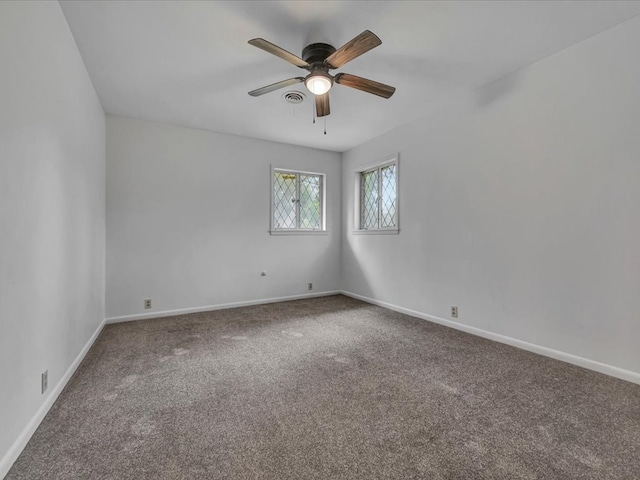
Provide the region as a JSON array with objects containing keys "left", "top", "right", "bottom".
[
  {"left": 312, "top": 98, "right": 316, "bottom": 124},
  {"left": 324, "top": 116, "right": 327, "bottom": 135}
]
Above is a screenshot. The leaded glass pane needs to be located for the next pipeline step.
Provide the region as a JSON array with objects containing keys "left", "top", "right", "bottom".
[
  {"left": 273, "top": 170, "right": 323, "bottom": 231},
  {"left": 299, "top": 175, "right": 321, "bottom": 229},
  {"left": 273, "top": 172, "right": 297, "bottom": 229},
  {"left": 361, "top": 169, "right": 379, "bottom": 229},
  {"left": 380, "top": 164, "right": 397, "bottom": 227}
]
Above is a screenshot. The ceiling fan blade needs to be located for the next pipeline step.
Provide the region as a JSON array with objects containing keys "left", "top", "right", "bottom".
[
  {"left": 334, "top": 73, "right": 396, "bottom": 99},
  {"left": 315, "top": 93, "right": 330, "bottom": 117},
  {"left": 324, "top": 30, "right": 381, "bottom": 69},
  {"left": 248, "top": 77, "right": 305, "bottom": 97},
  {"left": 248, "top": 38, "right": 309, "bottom": 69}
]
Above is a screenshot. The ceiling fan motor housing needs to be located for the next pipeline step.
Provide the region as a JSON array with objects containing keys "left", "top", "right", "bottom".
[{"left": 302, "top": 43, "right": 336, "bottom": 66}]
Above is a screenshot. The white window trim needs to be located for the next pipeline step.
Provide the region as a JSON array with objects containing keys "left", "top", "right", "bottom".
[
  {"left": 353, "top": 154, "right": 399, "bottom": 235},
  {"left": 270, "top": 165, "right": 327, "bottom": 235}
]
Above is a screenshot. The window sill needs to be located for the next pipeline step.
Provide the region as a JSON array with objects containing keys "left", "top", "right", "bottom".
[
  {"left": 352, "top": 229, "right": 399, "bottom": 235},
  {"left": 270, "top": 230, "right": 328, "bottom": 236}
]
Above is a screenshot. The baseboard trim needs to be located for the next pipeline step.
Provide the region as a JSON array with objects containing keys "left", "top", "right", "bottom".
[
  {"left": 105, "top": 291, "right": 342, "bottom": 324},
  {"left": 341, "top": 291, "right": 640, "bottom": 386},
  {"left": 0, "top": 318, "right": 106, "bottom": 479}
]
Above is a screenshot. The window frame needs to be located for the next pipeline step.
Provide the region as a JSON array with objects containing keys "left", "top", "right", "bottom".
[
  {"left": 353, "top": 154, "right": 399, "bottom": 235},
  {"left": 270, "top": 166, "right": 327, "bottom": 235}
]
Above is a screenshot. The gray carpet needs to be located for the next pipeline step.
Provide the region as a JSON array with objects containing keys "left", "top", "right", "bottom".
[{"left": 7, "top": 295, "right": 640, "bottom": 479}]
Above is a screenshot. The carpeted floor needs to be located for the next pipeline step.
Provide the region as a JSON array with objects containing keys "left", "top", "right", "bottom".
[{"left": 7, "top": 295, "right": 640, "bottom": 479}]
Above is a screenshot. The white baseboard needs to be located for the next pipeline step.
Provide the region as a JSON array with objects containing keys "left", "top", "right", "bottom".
[
  {"left": 341, "top": 290, "right": 640, "bottom": 386},
  {"left": 105, "top": 291, "right": 342, "bottom": 324},
  {"left": 0, "top": 319, "right": 106, "bottom": 479}
]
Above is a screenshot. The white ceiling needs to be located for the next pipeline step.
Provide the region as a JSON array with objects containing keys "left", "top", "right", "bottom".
[{"left": 59, "top": 1, "right": 640, "bottom": 152}]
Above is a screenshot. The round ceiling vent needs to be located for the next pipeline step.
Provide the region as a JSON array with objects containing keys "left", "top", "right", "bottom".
[{"left": 282, "top": 90, "right": 306, "bottom": 104}]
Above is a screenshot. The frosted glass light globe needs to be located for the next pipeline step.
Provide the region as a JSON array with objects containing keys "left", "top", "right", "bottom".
[{"left": 305, "top": 74, "right": 332, "bottom": 95}]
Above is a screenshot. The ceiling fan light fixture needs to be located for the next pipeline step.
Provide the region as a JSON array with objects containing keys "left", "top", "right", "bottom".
[{"left": 305, "top": 72, "right": 333, "bottom": 95}]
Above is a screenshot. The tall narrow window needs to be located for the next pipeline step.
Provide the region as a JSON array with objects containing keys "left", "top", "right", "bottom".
[
  {"left": 357, "top": 157, "right": 398, "bottom": 233},
  {"left": 272, "top": 169, "right": 325, "bottom": 233}
]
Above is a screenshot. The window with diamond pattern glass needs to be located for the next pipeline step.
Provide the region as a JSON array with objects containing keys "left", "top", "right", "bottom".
[
  {"left": 360, "top": 161, "right": 397, "bottom": 230},
  {"left": 273, "top": 170, "right": 323, "bottom": 231},
  {"left": 380, "top": 164, "right": 397, "bottom": 227},
  {"left": 361, "top": 170, "right": 379, "bottom": 229},
  {"left": 299, "top": 175, "right": 321, "bottom": 229}
]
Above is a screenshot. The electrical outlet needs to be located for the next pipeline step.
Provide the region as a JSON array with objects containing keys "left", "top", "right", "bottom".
[
  {"left": 451, "top": 306, "right": 458, "bottom": 318},
  {"left": 144, "top": 299, "right": 152, "bottom": 310},
  {"left": 308, "top": 282, "right": 313, "bottom": 291},
  {"left": 41, "top": 370, "right": 48, "bottom": 394}
]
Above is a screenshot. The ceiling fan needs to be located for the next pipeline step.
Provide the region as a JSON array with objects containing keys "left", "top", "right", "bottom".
[{"left": 247, "top": 30, "right": 396, "bottom": 117}]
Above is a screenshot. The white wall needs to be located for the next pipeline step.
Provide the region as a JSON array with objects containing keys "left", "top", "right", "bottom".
[
  {"left": 342, "top": 16, "right": 640, "bottom": 375},
  {"left": 0, "top": 1, "right": 105, "bottom": 474},
  {"left": 106, "top": 116, "right": 341, "bottom": 319}
]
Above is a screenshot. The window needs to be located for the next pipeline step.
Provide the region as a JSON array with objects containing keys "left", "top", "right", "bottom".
[
  {"left": 271, "top": 168, "right": 325, "bottom": 234},
  {"left": 355, "top": 156, "right": 398, "bottom": 233}
]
